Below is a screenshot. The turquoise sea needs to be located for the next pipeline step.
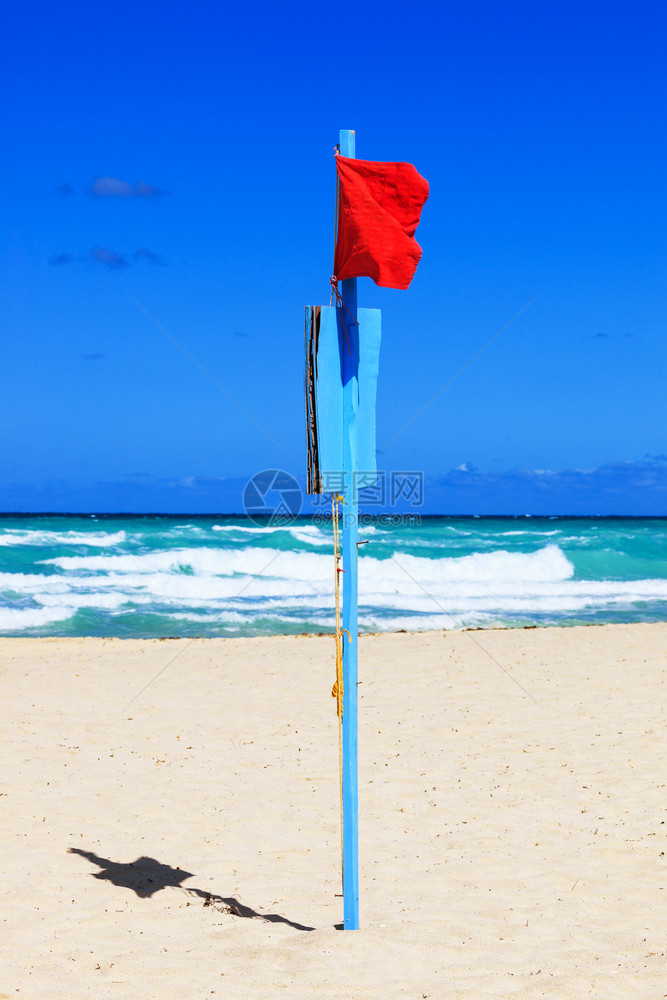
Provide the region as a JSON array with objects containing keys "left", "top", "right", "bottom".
[{"left": 1, "top": 514, "right": 666, "bottom": 637}]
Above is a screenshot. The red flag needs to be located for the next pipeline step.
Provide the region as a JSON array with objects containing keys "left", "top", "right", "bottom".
[{"left": 333, "top": 155, "right": 429, "bottom": 290}]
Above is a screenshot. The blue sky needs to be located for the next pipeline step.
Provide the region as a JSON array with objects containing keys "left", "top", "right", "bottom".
[{"left": 2, "top": 0, "right": 666, "bottom": 514}]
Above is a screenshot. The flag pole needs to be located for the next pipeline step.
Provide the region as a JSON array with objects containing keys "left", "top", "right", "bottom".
[{"left": 338, "top": 127, "right": 360, "bottom": 930}]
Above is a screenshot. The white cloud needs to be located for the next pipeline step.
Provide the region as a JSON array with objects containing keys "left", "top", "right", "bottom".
[{"left": 89, "top": 176, "right": 164, "bottom": 198}]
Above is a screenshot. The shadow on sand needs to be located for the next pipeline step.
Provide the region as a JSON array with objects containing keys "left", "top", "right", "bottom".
[{"left": 68, "top": 848, "right": 314, "bottom": 931}]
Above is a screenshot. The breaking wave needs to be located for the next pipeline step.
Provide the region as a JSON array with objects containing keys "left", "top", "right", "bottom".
[{"left": 2, "top": 516, "right": 667, "bottom": 635}]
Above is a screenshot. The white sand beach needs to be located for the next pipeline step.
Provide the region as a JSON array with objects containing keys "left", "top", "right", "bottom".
[{"left": 2, "top": 624, "right": 666, "bottom": 998}]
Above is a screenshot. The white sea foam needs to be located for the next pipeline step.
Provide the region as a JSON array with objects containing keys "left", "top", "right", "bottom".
[
  {"left": 0, "top": 605, "right": 75, "bottom": 629},
  {"left": 212, "top": 524, "right": 250, "bottom": 532},
  {"left": 4, "top": 541, "right": 667, "bottom": 633},
  {"left": 34, "top": 592, "right": 130, "bottom": 610},
  {"left": 494, "top": 529, "right": 560, "bottom": 537},
  {"left": 162, "top": 609, "right": 252, "bottom": 624},
  {"left": 381, "top": 544, "right": 574, "bottom": 584},
  {"left": 43, "top": 542, "right": 570, "bottom": 582},
  {"left": 26, "top": 544, "right": 667, "bottom": 607},
  {"left": 42, "top": 545, "right": 333, "bottom": 578},
  {"left": 0, "top": 529, "right": 127, "bottom": 547},
  {"left": 212, "top": 523, "right": 328, "bottom": 545},
  {"left": 359, "top": 611, "right": 491, "bottom": 632}
]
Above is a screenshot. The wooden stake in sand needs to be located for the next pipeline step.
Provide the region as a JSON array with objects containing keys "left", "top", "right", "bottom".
[{"left": 305, "top": 129, "right": 429, "bottom": 929}]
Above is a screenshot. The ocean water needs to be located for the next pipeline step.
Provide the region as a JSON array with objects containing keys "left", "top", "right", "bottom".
[{"left": 1, "top": 515, "right": 666, "bottom": 637}]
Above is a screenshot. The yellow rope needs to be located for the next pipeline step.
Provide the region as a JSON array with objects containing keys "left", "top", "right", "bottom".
[
  {"left": 331, "top": 492, "right": 346, "bottom": 891},
  {"left": 332, "top": 492, "right": 344, "bottom": 718}
]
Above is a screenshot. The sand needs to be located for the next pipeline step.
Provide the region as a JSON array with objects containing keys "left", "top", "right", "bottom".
[{"left": 1, "top": 624, "right": 666, "bottom": 998}]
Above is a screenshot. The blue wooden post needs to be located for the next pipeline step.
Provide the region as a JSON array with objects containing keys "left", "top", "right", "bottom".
[{"left": 339, "top": 127, "right": 360, "bottom": 930}]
